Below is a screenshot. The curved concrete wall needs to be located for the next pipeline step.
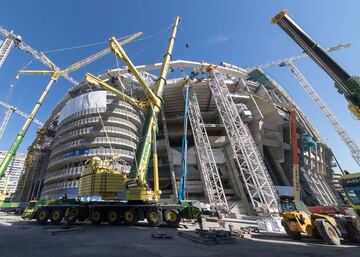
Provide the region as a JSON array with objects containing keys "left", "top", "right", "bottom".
[{"left": 41, "top": 89, "right": 143, "bottom": 199}]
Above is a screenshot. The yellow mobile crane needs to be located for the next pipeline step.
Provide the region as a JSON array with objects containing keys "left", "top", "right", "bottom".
[{"left": 22, "top": 16, "right": 201, "bottom": 227}]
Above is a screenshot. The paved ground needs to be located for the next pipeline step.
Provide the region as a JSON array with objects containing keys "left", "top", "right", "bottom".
[{"left": 0, "top": 212, "right": 358, "bottom": 257}]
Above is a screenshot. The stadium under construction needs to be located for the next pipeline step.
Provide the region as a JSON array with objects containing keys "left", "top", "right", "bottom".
[{"left": 14, "top": 60, "right": 341, "bottom": 217}]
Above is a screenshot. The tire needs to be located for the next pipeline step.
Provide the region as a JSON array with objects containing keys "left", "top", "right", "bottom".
[
  {"left": 344, "top": 222, "right": 360, "bottom": 243},
  {"left": 91, "top": 209, "right": 104, "bottom": 225},
  {"left": 146, "top": 208, "right": 163, "bottom": 227},
  {"left": 282, "top": 220, "right": 302, "bottom": 240},
  {"left": 123, "top": 208, "right": 138, "bottom": 226},
  {"left": 36, "top": 208, "right": 50, "bottom": 225},
  {"left": 315, "top": 219, "right": 341, "bottom": 246},
  {"left": 164, "top": 209, "right": 181, "bottom": 227},
  {"left": 107, "top": 209, "right": 120, "bottom": 225},
  {"left": 50, "top": 208, "right": 64, "bottom": 225},
  {"left": 65, "top": 208, "right": 79, "bottom": 225},
  {"left": 77, "top": 216, "right": 87, "bottom": 222}
]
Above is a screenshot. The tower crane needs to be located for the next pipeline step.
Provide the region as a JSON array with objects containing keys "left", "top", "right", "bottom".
[
  {"left": 268, "top": 10, "right": 360, "bottom": 166},
  {"left": 285, "top": 62, "right": 360, "bottom": 167},
  {"left": 272, "top": 10, "right": 360, "bottom": 119},
  {"left": 0, "top": 32, "right": 142, "bottom": 178},
  {"left": 0, "top": 100, "right": 43, "bottom": 139},
  {"left": 0, "top": 26, "right": 78, "bottom": 85},
  {"left": 249, "top": 45, "right": 360, "bottom": 166},
  {"left": 245, "top": 43, "right": 351, "bottom": 71}
]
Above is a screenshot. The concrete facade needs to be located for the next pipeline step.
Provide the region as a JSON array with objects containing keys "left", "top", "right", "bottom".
[{"left": 17, "top": 61, "right": 340, "bottom": 215}]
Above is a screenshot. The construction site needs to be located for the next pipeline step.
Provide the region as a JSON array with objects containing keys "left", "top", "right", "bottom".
[{"left": 1, "top": 3, "right": 360, "bottom": 257}]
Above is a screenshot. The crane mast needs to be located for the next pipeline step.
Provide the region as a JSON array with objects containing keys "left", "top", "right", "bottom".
[
  {"left": 0, "top": 100, "right": 43, "bottom": 139},
  {"left": 272, "top": 10, "right": 360, "bottom": 119},
  {"left": 0, "top": 36, "right": 16, "bottom": 68},
  {"left": 286, "top": 61, "right": 360, "bottom": 166},
  {"left": 0, "top": 32, "right": 142, "bottom": 179},
  {"left": 85, "top": 16, "right": 180, "bottom": 201},
  {"left": 0, "top": 26, "right": 78, "bottom": 85},
  {"left": 0, "top": 109, "right": 13, "bottom": 139},
  {"left": 246, "top": 43, "right": 351, "bottom": 71}
]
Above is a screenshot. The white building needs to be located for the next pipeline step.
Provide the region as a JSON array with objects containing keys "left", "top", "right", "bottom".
[{"left": 0, "top": 151, "right": 26, "bottom": 195}]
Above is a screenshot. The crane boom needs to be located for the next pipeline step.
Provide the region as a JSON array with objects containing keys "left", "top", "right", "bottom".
[
  {"left": 272, "top": 10, "right": 360, "bottom": 118},
  {"left": 62, "top": 32, "right": 143, "bottom": 74},
  {"left": 0, "top": 100, "right": 43, "bottom": 126},
  {"left": 85, "top": 16, "right": 180, "bottom": 201},
  {"left": 114, "top": 16, "right": 179, "bottom": 196},
  {"left": 0, "top": 26, "right": 78, "bottom": 85},
  {"left": 0, "top": 32, "right": 141, "bottom": 179},
  {"left": 0, "top": 37, "right": 15, "bottom": 69},
  {"left": 246, "top": 43, "right": 351, "bottom": 70},
  {"left": 0, "top": 109, "right": 13, "bottom": 139},
  {"left": 286, "top": 61, "right": 360, "bottom": 166}
]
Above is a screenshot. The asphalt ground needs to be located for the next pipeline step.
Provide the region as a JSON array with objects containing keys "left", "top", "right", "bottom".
[{"left": 0, "top": 212, "right": 358, "bottom": 257}]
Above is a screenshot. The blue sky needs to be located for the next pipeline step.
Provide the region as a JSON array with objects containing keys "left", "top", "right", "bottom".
[{"left": 0, "top": 0, "right": 359, "bottom": 173}]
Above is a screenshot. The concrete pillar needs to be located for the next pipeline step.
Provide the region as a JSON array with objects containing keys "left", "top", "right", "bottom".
[{"left": 160, "top": 108, "right": 178, "bottom": 199}]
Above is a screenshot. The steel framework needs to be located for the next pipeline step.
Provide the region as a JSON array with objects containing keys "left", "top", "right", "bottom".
[
  {"left": 209, "top": 70, "right": 279, "bottom": 215},
  {"left": 0, "top": 26, "right": 77, "bottom": 85},
  {"left": 0, "top": 100, "right": 43, "bottom": 139},
  {"left": 286, "top": 61, "right": 360, "bottom": 167},
  {"left": 188, "top": 87, "right": 228, "bottom": 211}
]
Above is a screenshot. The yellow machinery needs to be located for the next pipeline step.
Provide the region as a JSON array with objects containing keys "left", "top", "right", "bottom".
[
  {"left": 281, "top": 198, "right": 341, "bottom": 245},
  {"left": 22, "top": 16, "right": 201, "bottom": 227},
  {"left": 83, "top": 16, "right": 180, "bottom": 204},
  {"left": 78, "top": 157, "right": 127, "bottom": 200}
]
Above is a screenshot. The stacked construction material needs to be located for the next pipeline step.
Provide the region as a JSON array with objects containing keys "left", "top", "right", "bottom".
[{"left": 78, "top": 157, "right": 127, "bottom": 200}]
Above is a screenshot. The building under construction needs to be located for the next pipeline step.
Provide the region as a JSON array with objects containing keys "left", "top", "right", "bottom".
[
  {"left": 14, "top": 59, "right": 341, "bottom": 217},
  {"left": 0, "top": 151, "right": 26, "bottom": 196}
]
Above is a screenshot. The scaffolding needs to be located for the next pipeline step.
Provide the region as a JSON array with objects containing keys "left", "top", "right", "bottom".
[
  {"left": 209, "top": 70, "right": 279, "bottom": 215},
  {"left": 188, "top": 87, "right": 228, "bottom": 211}
]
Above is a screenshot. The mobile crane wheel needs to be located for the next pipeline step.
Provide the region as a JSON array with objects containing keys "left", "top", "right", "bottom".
[
  {"left": 164, "top": 209, "right": 181, "bottom": 227},
  {"left": 36, "top": 208, "right": 49, "bottom": 225},
  {"left": 146, "top": 208, "right": 163, "bottom": 227},
  {"left": 123, "top": 208, "right": 138, "bottom": 226},
  {"left": 50, "top": 208, "right": 63, "bottom": 225}
]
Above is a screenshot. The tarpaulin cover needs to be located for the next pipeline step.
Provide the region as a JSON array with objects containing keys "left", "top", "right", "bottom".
[{"left": 59, "top": 91, "right": 107, "bottom": 123}]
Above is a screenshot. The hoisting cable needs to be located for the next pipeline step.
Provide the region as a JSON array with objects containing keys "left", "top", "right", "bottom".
[
  {"left": 114, "top": 55, "right": 140, "bottom": 172},
  {"left": 95, "top": 26, "right": 171, "bottom": 76},
  {"left": 179, "top": 25, "right": 189, "bottom": 49},
  {"left": 85, "top": 83, "right": 115, "bottom": 157},
  {"left": 41, "top": 25, "right": 172, "bottom": 54}
]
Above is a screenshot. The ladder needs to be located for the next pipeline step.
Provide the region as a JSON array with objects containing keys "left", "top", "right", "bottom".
[
  {"left": 188, "top": 88, "right": 229, "bottom": 211},
  {"left": 0, "top": 37, "right": 15, "bottom": 69},
  {"left": 209, "top": 70, "right": 279, "bottom": 214}
]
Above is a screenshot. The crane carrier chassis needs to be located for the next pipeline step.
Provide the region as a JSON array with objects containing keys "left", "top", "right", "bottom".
[{"left": 22, "top": 199, "right": 200, "bottom": 227}]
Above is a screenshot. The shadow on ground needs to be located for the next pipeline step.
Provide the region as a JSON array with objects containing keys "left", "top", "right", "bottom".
[{"left": 0, "top": 212, "right": 358, "bottom": 257}]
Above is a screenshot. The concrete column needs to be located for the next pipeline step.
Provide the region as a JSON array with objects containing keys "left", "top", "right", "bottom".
[{"left": 160, "top": 108, "right": 178, "bottom": 199}]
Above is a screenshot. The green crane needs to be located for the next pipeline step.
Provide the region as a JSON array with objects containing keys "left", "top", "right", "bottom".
[
  {"left": 0, "top": 32, "right": 142, "bottom": 178},
  {"left": 85, "top": 16, "right": 180, "bottom": 202}
]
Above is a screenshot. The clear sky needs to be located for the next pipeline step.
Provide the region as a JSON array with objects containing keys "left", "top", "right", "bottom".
[{"left": 0, "top": 0, "right": 359, "bottom": 173}]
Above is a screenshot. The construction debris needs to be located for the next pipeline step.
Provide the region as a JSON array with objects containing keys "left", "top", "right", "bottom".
[
  {"left": 43, "top": 225, "right": 83, "bottom": 236},
  {"left": 229, "top": 224, "right": 258, "bottom": 239},
  {"left": 151, "top": 231, "right": 174, "bottom": 240},
  {"left": 179, "top": 228, "right": 236, "bottom": 245}
]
